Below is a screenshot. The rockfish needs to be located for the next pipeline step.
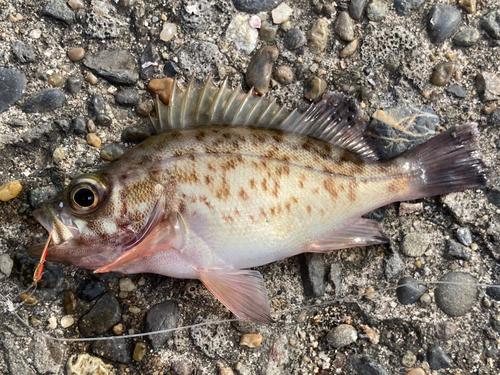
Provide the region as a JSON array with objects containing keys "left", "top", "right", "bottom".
[{"left": 30, "top": 77, "right": 487, "bottom": 323}]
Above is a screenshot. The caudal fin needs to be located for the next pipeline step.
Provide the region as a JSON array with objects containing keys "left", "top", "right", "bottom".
[{"left": 404, "top": 123, "right": 487, "bottom": 199}]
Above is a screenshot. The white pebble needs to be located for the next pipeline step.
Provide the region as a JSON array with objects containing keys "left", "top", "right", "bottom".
[
  {"left": 29, "top": 29, "right": 42, "bottom": 39},
  {"left": 160, "top": 22, "right": 177, "bottom": 42},
  {"left": 119, "top": 277, "right": 135, "bottom": 292},
  {"left": 48, "top": 316, "right": 57, "bottom": 330},
  {"left": 0, "top": 254, "right": 14, "bottom": 277},
  {"left": 226, "top": 14, "right": 258, "bottom": 55},
  {"left": 272, "top": 3, "right": 293, "bottom": 24},
  {"left": 61, "top": 315, "right": 75, "bottom": 328}
]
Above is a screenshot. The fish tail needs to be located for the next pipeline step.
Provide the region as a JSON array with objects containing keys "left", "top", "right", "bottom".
[{"left": 403, "top": 123, "right": 487, "bottom": 199}]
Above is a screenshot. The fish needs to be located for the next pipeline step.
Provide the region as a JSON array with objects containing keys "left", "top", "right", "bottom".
[{"left": 29, "top": 76, "right": 487, "bottom": 323}]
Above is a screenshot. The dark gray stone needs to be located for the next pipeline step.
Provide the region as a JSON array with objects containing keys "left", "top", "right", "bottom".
[
  {"left": 259, "top": 21, "right": 277, "bottom": 42},
  {"left": 394, "top": 0, "right": 425, "bottom": 16},
  {"left": 42, "top": 0, "right": 76, "bottom": 25},
  {"left": 77, "top": 280, "right": 107, "bottom": 302},
  {"left": 91, "top": 339, "right": 132, "bottom": 364},
  {"left": 456, "top": 227, "right": 472, "bottom": 246},
  {"left": 366, "top": 106, "right": 439, "bottom": 159},
  {"left": 84, "top": 49, "right": 139, "bottom": 85},
  {"left": 11, "top": 41, "right": 35, "bottom": 63},
  {"left": 435, "top": 321, "right": 457, "bottom": 340},
  {"left": 444, "top": 239, "right": 471, "bottom": 261},
  {"left": 89, "top": 95, "right": 105, "bottom": 116},
  {"left": 300, "top": 253, "right": 326, "bottom": 297},
  {"left": 428, "top": 345, "right": 453, "bottom": 370},
  {"left": 488, "top": 109, "right": 500, "bottom": 127},
  {"left": 453, "top": 28, "right": 480, "bottom": 47},
  {"left": 115, "top": 89, "right": 140, "bottom": 106},
  {"left": 232, "top": 0, "right": 280, "bottom": 13},
  {"left": 96, "top": 114, "right": 112, "bottom": 127},
  {"left": 121, "top": 126, "right": 152, "bottom": 143},
  {"left": 284, "top": 28, "right": 307, "bottom": 51},
  {"left": 143, "top": 301, "right": 181, "bottom": 349},
  {"left": 435, "top": 272, "right": 477, "bottom": 316},
  {"left": 486, "top": 285, "right": 500, "bottom": 301},
  {"left": 28, "top": 186, "right": 59, "bottom": 210},
  {"left": 348, "top": 356, "right": 389, "bottom": 375},
  {"left": 446, "top": 84, "right": 466, "bottom": 98},
  {"left": 0, "top": 67, "right": 26, "bottom": 113},
  {"left": 164, "top": 61, "right": 180, "bottom": 78},
  {"left": 427, "top": 4, "right": 461, "bottom": 44},
  {"left": 396, "top": 276, "right": 426, "bottom": 305},
  {"left": 329, "top": 263, "right": 342, "bottom": 295},
  {"left": 78, "top": 292, "right": 122, "bottom": 337},
  {"left": 23, "top": 89, "right": 65, "bottom": 113},
  {"left": 349, "top": 0, "right": 368, "bottom": 20},
  {"left": 385, "top": 246, "right": 405, "bottom": 280},
  {"left": 72, "top": 116, "right": 87, "bottom": 135},
  {"left": 101, "top": 144, "right": 126, "bottom": 161},
  {"left": 66, "top": 75, "right": 83, "bottom": 94},
  {"left": 140, "top": 43, "right": 160, "bottom": 80},
  {"left": 482, "top": 11, "right": 500, "bottom": 40}
]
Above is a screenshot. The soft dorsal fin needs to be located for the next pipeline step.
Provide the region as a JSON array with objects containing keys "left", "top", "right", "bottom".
[{"left": 151, "top": 75, "right": 379, "bottom": 160}]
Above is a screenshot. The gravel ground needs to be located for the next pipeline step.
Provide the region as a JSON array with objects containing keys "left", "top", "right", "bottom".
[{"left": 1, "top": 0, "right": 500, "bottom": 374}]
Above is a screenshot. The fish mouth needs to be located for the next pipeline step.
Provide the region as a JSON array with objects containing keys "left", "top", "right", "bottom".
[{"left": 32, "top": 203, "right": 80, "bottom": 246}]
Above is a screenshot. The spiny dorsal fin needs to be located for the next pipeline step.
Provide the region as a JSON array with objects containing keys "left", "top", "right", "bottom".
[{"left": 151, "top": 75, "right": 380, "bottom": 160}]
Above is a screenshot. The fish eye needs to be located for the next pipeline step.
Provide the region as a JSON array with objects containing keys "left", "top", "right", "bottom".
[{"left": 69, "top": 174, "right": 107, "bottom": 212}]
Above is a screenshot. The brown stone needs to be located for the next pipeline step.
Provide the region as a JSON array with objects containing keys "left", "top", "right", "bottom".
[
  {"left": 136, "top": 100, "right": 154, "bottom": 117},
  {"left": 309, "top": 18, "right": 329, "bottom": 53},
  {"left": 133, "top": 342, "right": 147, "bottom": 362},
  {"left": 245, "top": 46, "right": 279, "bottom": 95},
  {"left": 48, "top": 73, "right": 64, "bottom": 87},
  {"left": 239, "top": 333, "right": 263, "bottom": 348},
  {"left": 334, "top": 11, "right": 355, "bottom": 42},
  {"left": 304, "top": 76, "right": 327, "bottom": 101},
  {"left": 68, "top": 47, "right": 85, "bottom": 62},
  {"left": 86, "top": 133, "right": 102, "bottom": 148},
  {"left": 430, "top": 62, "right": 455, "bottom": 86},
  {"left": 460, "top": 0, "right": 476, "bottom": 14},
  {"left": 148, "top": 78, "right": 174, "bottom": 105},
  {"left": 274, "top": 66, "right": 293, "bottom": 85},
  {"left": 339, "top": 39, "right": 358, "bottom": 58},
  {"left": 0, "top": 180, "right": 22, "bottom": 202},
  {"left": 477, "top": 72, "right": 500, "bottom": 101},
  {"left": 482, "top": 102, "right": 498, "bottom": 115}
]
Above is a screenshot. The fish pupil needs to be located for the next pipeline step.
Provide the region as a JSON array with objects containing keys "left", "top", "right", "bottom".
[{"left": 74, "top": 188, "right": 95, "bottom": 207}]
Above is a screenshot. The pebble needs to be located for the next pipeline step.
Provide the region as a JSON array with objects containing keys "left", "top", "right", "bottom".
[
  {"left": 427, "top": 5, "right": 461, "bottom": 44},
  {"left": 394, "top": 0, "right": 425, "bottom": 16},
  {"left": 340, "top": 39, "right": 358, "bottom": 58},
  {"left": 11, "top": 41, "right": 35, "bottom": 63},
  {"left": 385, "top": 249, "right": 405, "bottom": 280},
  {"left": 60, "top": 315, "right": 75, "bottom": 328},
  {"left": 232, "top": 0, "right": 279, "bottom": 13},
  {"left": 435, "top": 321, "right": 457, "bottom": 340},
  {"left": 133, "top": 342, "right": 147, "bottom": 362},
  {"left": 95, "top": 114, "right": 112, "bottom": 127},
  {"left": 427, "top": 345, "right": 453, "bottom": 370},
  {"left": 405, "top": 369, "right": 425, "bottom": 375},
  {"left": 0, "top": 254, "right": 14, "bottom": 277},
  {"left": 66, "top": 354, "right": 114, "bottom": 375},
  {"left": 77, "top": 280, "right": 107, "bottom": 302},
  {"left": 121, "top": 126, "right": 152, "bottom": 143},
  {"left": 91, "top": 339, "right": 132, "bottom": 364},
  {"left": 396, "top": 276, "right": 426, "bottom": 305},
  {"left": 160, "top": 22, "right": 177, "bottom": 42},
  {"left": 20, "top": 293, "right": 37, "bottom": 306},
  {"left": 68, "top": 0, "right": 85, "bottom": 10},
  {"left": 401, "top": 232, "right": 431, "bottom": 257},
  {"left": 271, "top": 2, "right": 293, "bottom": 24},
  {"left": 300, "top": 253, "right": 326, "bottom": 297},
  {"left": 42, "top": 0, "right": 76, "bottom": 25},
  {"left": 83, "top": 49, "right": 139, "bottom": 85},
  {"left": 136, "top": 100, "right": 154, "bottom": 117},
  {"left": 113, "top": 323, "right": 123, "bottom": 335},
  {"left": 460, "top": 0, "right": 476, "bottom": 14},
  {"left": 171, "top": 360, "right": 195, "bottom": 375},
  {"left": 366, "top": 0, "right": 388, "bottom": 21},
  {"left": 52, "top": 147, "right": 65, "bottom": 164},
  {"left": 430, "top": 62, "right": 455, "bottom": 86},
  {"left": 63, "top": 289, "right": 78, "bottom": 314},
  {"left": 304, "top": 76, "right": 326, "bottom": 101},
  {"left": 89, "top": 95, "right": 105, "bottom": 116},
  {"left": 101, "top": 144, "right": 126, "bottom": 161},
  {"left": 28, "top": 185, "right": 58, "bottom": 209},
  {"left": 486, "top": 285, "right": 500, "bottom": 301},
  {"left": 326, "top": 324, "right": 357, "bottom": 348},
  {"left": 476, "top": 72, "right": 500, "bottom": 102},
  {"left": 419, "top": 293, "right": 431, "bottom": 306},
  {"left": 23, "top": 89, "right": 66, "bottom": 113},
  {"left": 259, "top": 21, "right": 277, "bottom": 42},
  {"left": 78, "top": 292, "right": 121, "bottom": 337},
  {"left": 239, "top": 333, "right": 263, "bottom": 348},
  {"left": 0, "top": 68, "right": 26, "bottom": 113},
  {"left": 245, "top": 46, "right": 279, "bottom": 95},
  {"left": 148, "top": 77, "right": 174, "bottom": 105},
  {"left": 446, "top": 84, "right": 466, "bottom": 98},
  {"left": 249, "top": 15, "right": 261, "bottom": 29},
  {"left": 226, "top": 14, "right": 258, "bottom": 55},
  {"left": 68, "top": 47, "right": 85, "bottom": 62},
  {"left": 309, "top": 18, "right": 329, "bottom": 53},
  {"left": 71, "top": 116, "right": 86, "bottom": 135},
  {"left": 444, "top": 239, "right": 471, "bottom": 261},
  {"left": 284, "top": 28, "right": 306, "bottom": 51},
  {"left": 47, "top": 73, "right": 64, "bottom": 88},
  {"left": 143, "top": 301, "right": 181, "bottom": 349},
  {"left": 0, "top": 180, "right": 23, "bottom": 202},
  {"left": 86, "top": 72, "right": 98, "bottom": 85},
  {"left": 163, "top": 62, "right": 180, "bottom": 78},
  {"left": 435, "top": 272, "right": 477, "bottom": 316},
  {"left": 119, "top": 277, "right": 135, "bottom": 292},
  {"left": 482, "top": 102, "right": 498, "bottom": 115},
  {"left": 86, "top": 133, "right": 101, "bottom": 148},
  {"left": 401, "top": 351, "right": 416, "bottom": 367},
  {"left": 348, "top": 356, "right": 389, "bottom": 375},
  {"left": 481, "top": 11, "right": 500, "bottom": 40},
  {"left": 349, "top": 0, "right": 368, "bottom": 20},
  {"left": 66, "top": 75, "right": 83, "bottom": 94},
  {"left": 334, "top": 12, "right": 355, "bottom": 42},
  {"left": 274, "top": 66, "right": 293, "bottom": 84}
]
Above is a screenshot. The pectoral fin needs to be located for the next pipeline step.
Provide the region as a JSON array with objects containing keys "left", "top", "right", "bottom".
[
  {"left": 309, "top": 218, "right": 388, "bottom": 252},
  {"left": 198, "top": 268, "right": 274, "bottom": 324}
]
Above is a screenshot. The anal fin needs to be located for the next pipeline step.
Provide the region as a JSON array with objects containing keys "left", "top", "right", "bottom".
[
  {"left": 198, "top": 268, "right": 274, "bottom": 324},
  {"left": 309, "top": 218, "right": 388, "bottom": 252}
]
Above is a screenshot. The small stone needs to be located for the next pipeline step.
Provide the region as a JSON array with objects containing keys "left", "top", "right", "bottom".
[
  {"left": 96, "top": 114, "right": 112, "bottom": 127},
  {"left": 396, "top": 276, "right": 426, "bottom": 305},
  {"left": 42, "top": 0, "right": 76, "bottom": 25},
  {"left": 334, "top": 12, "right": 355, "bottom": 42},
  {"left": 435, "top": 272, "right": 477, "bottom": 316},
  {"left": 435, "top": 321, "right": 457, "bottom": 340},
  {"left": 339, "top": 39, "right": 358, "bottom": 58},
  {"left": 136, "top": 101, "right": 154, "bottom": 117},
  {"left": 476, "top": 72, "right": 500, "bottom": 102},
  {"left": 144, "top": 301, "right": 181, "bottom": 349},
  {"left": 171, "top": 360, "right": 194, "bottom": 375},
  {"left": 394, "top": 0, "right": 425, "bottom": 16},
  {"left": 245, "top": 46, "right": 279, "bottom": 95},
  {"left": 78, "top": 292, "right": 121, "bottom": 337},
  {"left": 113, "top": 323, "right": 123, "bottom": 335},
  {"left": 163, "top": 61, "right": 180, "bottom": 78},
  {"left": 327, "top": 324, "right": 357, "bottom": 348},
  {"left": 309, "top": 18, "right": 329, "bottom": 53},
  {"left": 66, "top": 354, "right": 114, "bottom": 375},
  {"left": 460, "top": 0, "right": 476, "bottom": 14},
  {"left": 271, "top": 2, "right": 293, "bottom": 24},
  {"left": 304, "top": 76, "right": 327, "bottom": 101},
  {"left": 274, "top": 66, "right": 293, "bottom": 85},
  {"left": 366, "top": 0, "right": 388, "bottom": 21},
  {"left": 60, "top": 315, "right": 75, "bottom": 328},
  {"left": 119, "top": 277, "right": 135, "bottom": 292},
  {"left": 362, "top": 325, "right": 379, "bottom": 344},
  {"left": 84, "top": 49, "right": 139, "bottom": 85},
  {"left": 86, "top": 72, "right": 98, "bottom": 85},
  {"left": 91, "top": 339, "right": 133, "bottom": 364},
  {"left": 0, "top": 254, "right": 14, "bottom": 277},
  {"left": 0, "top": 180, "right": 23, "bottom": 202},
  {"left": 482, "top": 102, "right": 498, "bottom": 115},
  {"left": 139, "top": 43, "right": 160, "bottom": 80},
  {"left": 23, "top": 89, "right": 66, "bottom": 113},
  {"left": 88, "top": 119, "right": 96, "bottom": 133},
  {"left": 481, "top": 11, "right": 500, "bottom": 40},
  {"left": 239, "top": 333, "right": 263, "bottom": 348},
  {"left": 11, "top": 41, "right": 35, "bottom": 63},
  {"left": 427, "top": 345, "right": 453, "bottom": 370},
  {"left": 133, "top": 342, "right": 147, "bottom": 362},
  {"left": 68, "top": 0, "right": 85, "bottom": 10},
  {"left": 249, "top": 15, "right": 261, "bottom": 29},
  {"left": 405, "top": 369, "right": 425, "bottom": 375},
  {"left": 470, "top": 243, "right": 478, "bottom": 251},
  {"left": 226, "top": 14, "right": 259, "bottom": 55},
  {"left": 52, "top": 147, "right": 65, "bottom": 164},
  {"left": 385, "top": 248, "right": 405, "bottom": 280},
  {"left": 115, "top": 89, "right": 139, "bottom": 107},
  {"left": 456, "top": 227, "right": 472, "bottom": 246},
  {"left": 427, "top": 5, "right": 461, "bottom": 44},
  {"left": 68, "top": 47, "right": 85, "bottom": 62},
  {"left": 47, "top": 73, "right": 65, "bottom": 88},
  {"left": 77, "top": 281, "right": 107, "bottom": 302},
  {"left": 444, "top": 239, "right": 471, "bottom": 261},
  {"left": 160, "top": 23, "right": 177, "bottom": 42},
  {"left": 0, "top": 67, "right": 26, "bottom": 113},
  {"left": 284, "top": 28, "right": 307, "bottom": 51},
  {"left": 431, "top": 62, "right": 455, "bottom": 86},
  {"left": 300, "top": 253, "right": 326, "bottom": 297},
  {"left": 401, "top": 232, "right": 431, "bottom": 257},
  {"left": 446, "top": 84, "right": 466, "bottom": 98},
  {"left": 148, "top": 77, "right": 174, "bottom": 105},
  {"left": 419, "top": 293, "right": 431, "bottom": 306},
  {"left": 453, "top": 28, "right": 480, "bottom": 47},
  {"left": 349, "top": 0, "right": 368, "bottom": 20},
  {"left": 20, "top": 293, "right": 37, "bottom": 306},
  {"left": 86, "top": 133, "right": 102, "bottom": 148},
  {"left": 63, "top": 289, "right": 78, "bottom": 314},
  {"left": 71, "top": 116, "right": 86, "bottom": 135},
  {"left": 101, "top": 144, "right": 126, "bottom": 161},
  {"left": 89, "top": 95, "right": 105, "bottom": 116},
  {"left": 66, "top": 75, "right": 83, "bottom": 94},
  {"left": 121, "top": 127, "right": 152, "bottom": 144},
  {"left": 259, "top": 21, "right": 277, "bottom": 42},
  {"left": 401, "top": 351, "right": 416, "bottom": 367},
  {"left": 232, "top": 0, "right": 279, "bottom": 13}
]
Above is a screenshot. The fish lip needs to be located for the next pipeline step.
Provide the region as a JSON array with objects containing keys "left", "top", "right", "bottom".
[{"left": 33, "top": 203, "right": 80, "bottom": 246}]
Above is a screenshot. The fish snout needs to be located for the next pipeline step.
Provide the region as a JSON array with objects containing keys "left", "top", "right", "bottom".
[{"left": 33, "top": 203, "right": 80, "bottom": 245}]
